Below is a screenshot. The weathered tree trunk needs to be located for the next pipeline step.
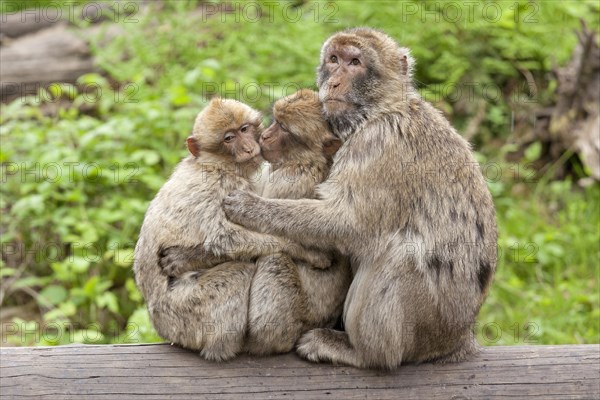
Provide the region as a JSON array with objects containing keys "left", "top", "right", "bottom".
[{"left": 534, "top": 21, "right": 600, "bottom": 181}]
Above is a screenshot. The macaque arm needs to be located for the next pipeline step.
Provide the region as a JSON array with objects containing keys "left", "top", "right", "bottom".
[
  {"left": 205, "top": 220, "right": 330, "bottom": 269},
  {"left": 223, "top": 191, "right": 351, "bottom": 251}
]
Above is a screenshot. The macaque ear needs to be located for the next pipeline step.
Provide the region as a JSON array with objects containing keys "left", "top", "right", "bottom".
[
  {"left": 323, "top": 135, "right": 342, "bottom": 157},
  {"left": 398, "top": 48, "right": 414, "bottom": 77},
  {"left": 187, "top": 136, "right": 200, "bottom": 157}
]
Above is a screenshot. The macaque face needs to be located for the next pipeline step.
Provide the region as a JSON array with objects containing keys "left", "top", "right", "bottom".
[
  {"left": 258, "top": 89, "right": 344, "bottom": 166},
  {"left": 187, "top": 122, "right": 261, "bottom": 163},
  {"left": 223, "top": 123, "right": 261, "bottom": 163},
  {"left": 187, "top": 99, "right": 263, "bottom": 164},
  {"left": 318, "top": 43, "right": 369, "bottom": 116},
  {"left": 260, "top": 119, "right": 342, "bottom": 165},
  {"left": 259, "top": 121, "right": 287, "bottom": 164}
]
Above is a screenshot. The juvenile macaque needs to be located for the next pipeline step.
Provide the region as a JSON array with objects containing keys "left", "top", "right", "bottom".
[
  {"left": 134, "top": 98, "right": 327, "bottom": 361},
  {"left": 223, "top": 28, "right": 498, "bottom": 369},
  {"left": 245, "top": 89, "right": 352, "bottom": 355}
]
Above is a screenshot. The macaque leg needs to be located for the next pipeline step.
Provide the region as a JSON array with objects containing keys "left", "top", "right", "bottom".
[
  {"left": 245, "top": 253, "right": 306, "bottom": 355},
  {"left": 150, "top": 261, "right": 256, "bottom": 361},
  {"left": 297, "top": 257, "right": 407, "bottom": 369}
]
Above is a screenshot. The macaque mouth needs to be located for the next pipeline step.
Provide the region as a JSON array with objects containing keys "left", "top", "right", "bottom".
[
  {"left": 237, "top": 148, "right": 261, "bottom": 163},
  {"left": 250, "top": 149, "right": 262, "bottom": 159}
]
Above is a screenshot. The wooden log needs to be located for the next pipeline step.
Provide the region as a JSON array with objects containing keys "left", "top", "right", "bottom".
[
  {"left": 0, "top": 12, "right": 59, "bottom": 39},
  {"left": 0, "top": 3, "right": 133, "bottom": 39},
  {"left": 1, "top": 344, "right": 598, "bottom": 399},
  {"left": 0, "top": 24, "right": 94, "bottom": 102}
]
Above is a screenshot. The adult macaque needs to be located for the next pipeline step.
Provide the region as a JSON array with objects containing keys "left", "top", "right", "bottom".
[
  {"left": 223, "top": 28, "right": 498, "bottom": 369},
  {"left": 245, "top": 89, "right": 352, "bottom": 355},
  {"left": 134, "top": 98, "right": 327, "bottom": 361}
]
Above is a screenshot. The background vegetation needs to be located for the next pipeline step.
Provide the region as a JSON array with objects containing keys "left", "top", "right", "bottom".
[{"left": 1, "top": 0, "right": 598, "bottom": 347}]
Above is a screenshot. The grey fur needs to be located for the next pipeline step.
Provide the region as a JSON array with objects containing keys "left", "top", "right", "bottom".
[
  {"left": 134, "top": 98, "right": 328, "bottom": 361},
  {"left": 246, "top": 90, "right": 352, "bottom": 354},
  {"left": 223, "top": 29, "right": 497, "bottom": 369}
]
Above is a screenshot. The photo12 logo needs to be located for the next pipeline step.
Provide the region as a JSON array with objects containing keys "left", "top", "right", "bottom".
[
  {"left": 1, "top": 162, "right": 140, "bottom": 184},
  {"left": 400, "top": 1, "right": 539, "bottom": 24},
  {"left": 200, "top": 1, "right": 339, "bottom": 24},
  {"left": 0, "top": 1, "right": 140, "bottom": 24}
]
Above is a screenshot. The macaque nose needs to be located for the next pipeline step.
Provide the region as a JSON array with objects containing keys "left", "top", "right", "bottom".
[{"left": 243, "top": 146, "right": 253, "bottom": 154}]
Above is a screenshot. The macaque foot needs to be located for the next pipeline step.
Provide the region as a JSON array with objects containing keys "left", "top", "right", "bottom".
[
  {"left": 296, "top": 328, "right": 361, "bottom": 367},
  {"left": 158, "top": 247, "right": 193, "bottom": 277}
]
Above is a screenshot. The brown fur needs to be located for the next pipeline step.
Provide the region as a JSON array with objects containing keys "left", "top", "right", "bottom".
[
  {"left": 133, "top": 98, "right": 328, "bottom": 361},
  {"left": 245, "top": 90, "right": 352, "bottom": 355},
  {"left": 223, "top": 28, "right": 497, "bottom": 369}
]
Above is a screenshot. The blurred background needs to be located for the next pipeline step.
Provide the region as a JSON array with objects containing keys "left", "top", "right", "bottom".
[{"left": 1, "top": 0, "right": 598, "bottom": 347}]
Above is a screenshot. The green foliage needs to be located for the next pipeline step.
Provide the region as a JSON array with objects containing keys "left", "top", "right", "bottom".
[
  {"left": 1, "top": 1, "right": 598, "bottom": 346},
  {"left": 475, "top": 152, "right": 600, "bottom": 345},
  {"left": 1, "top": 71, "right": 201, "bottom": 345}
]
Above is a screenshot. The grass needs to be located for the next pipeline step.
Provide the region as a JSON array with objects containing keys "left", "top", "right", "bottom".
[{"left": 1, "top": 0, "right": 598, "bottom": 346}]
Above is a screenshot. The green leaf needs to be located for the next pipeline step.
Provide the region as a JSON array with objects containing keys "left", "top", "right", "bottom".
[
  {"left": 126, "top": 278, "right": 143, "bottom": 303},
  {"left": 83, "top": 276, "right": 99, "bottom": 297},
  {"left": 12, "top": 276, "right": 51, "bottom": 290},
  {"left": 70, "top": 257, "right": 91, "bottom": 274},
  {"left": 38, "top": 285, "right": 68, "bottom": 306},
  {"left": 77, "top": 73, "right": 108, "bottom": 87},
  {"left": 97, "top": 292, "right": 120, "bottom": 313},
  {"left": 0, "top": 267, "right": 16, "bottom": 278},
  {"left": 73, "top": 327, "right": 105, "bottom": 344},
  {"left": 114, "top": 248, "right": 135, "bottom": 267},
  {"left": 201, "top": 58, "right": 221, "bottom": 70},
  {"left": 183, "top": 68, "right": 202, "bottom": 86},
  {"left": 47, "top": 83, "right": 78, "bottom": 100},
  {"left": 131, "top": 150, "right": 161, "bottom": 166},
  {"left": 524, "top": 142, "right": 542, "bottom": 162},
  {"left": 168, "top": 85, "right": 191, "bottom": 106},
  {"left": 125, "top": 307, "right": 162, "bottom": 343},
  {"left": 12, "top": 195, "right": 45, "bottom": 217},
  {"left": 43, "top": 302, "right": 76, "bottom": 321}
]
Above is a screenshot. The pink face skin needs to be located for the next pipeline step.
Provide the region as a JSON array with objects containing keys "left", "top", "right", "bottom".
[
  {"left": 187, "top": 123, "right": 261, "bottom": 163},
  {"left": 259, "top": 121, "right": 288, "bottom": 164},
  {"left": 320, "top": 44, "right": 368, "bottom": 114},
  {"left": 222, "top": 123, "right": 261, "bottom": 163}
]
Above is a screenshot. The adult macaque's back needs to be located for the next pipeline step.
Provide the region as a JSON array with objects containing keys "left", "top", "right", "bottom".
[{"left": 223, "top": 28, "right": 497, "bottom": 369}]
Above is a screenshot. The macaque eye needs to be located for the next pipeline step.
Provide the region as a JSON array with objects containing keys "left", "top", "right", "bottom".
[
  {"left": 224, "top": 132, "right": 235, "bottom": 143},
  {"left": 240, "top": 124, "right": 249, "bottom": 133},
  {"left": 330, "top": 55, "right": 338, "bottom": 63},
  {"left": 351, "top": 58, "right": 361, "bottom": 65}
]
